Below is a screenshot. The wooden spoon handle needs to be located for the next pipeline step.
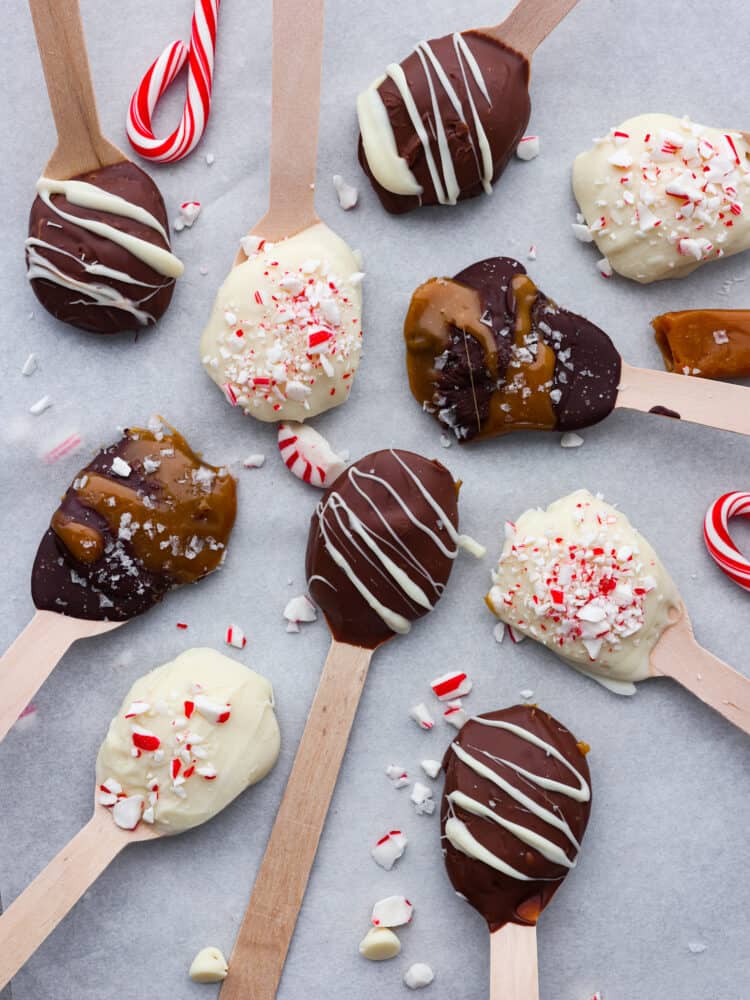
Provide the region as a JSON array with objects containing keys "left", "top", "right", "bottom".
[
  {"left": 28, "top": 0, "right": 123, "bottom": 177},
  {"left": 220, "top": 639, "right": 373, "bottom": 1000},
  {"left": 616, "top": 362, "right": 750, "bottom": 436},
  {"left": 0, "top": 812, "right": 129, "bottom": 989},
  {"left": 253, "top": 0, "right": 324, "bottom": 240},
  {"left": 651, "top": 615, "right": 750, "bottom": 734},
  {"left": 490, "top": 923, "right": 539, "bottom": 1000},
  {"left": 482, "top": 0, "right": 580, "bottom": 56},
  {"left": 0, "top": 612, "right": 121, "bottom": 745}
]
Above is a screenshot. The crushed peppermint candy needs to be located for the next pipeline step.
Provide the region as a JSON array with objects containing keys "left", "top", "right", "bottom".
[
  {"left": 409, "top": 702, "right": 435, "bottom": 731},
  {"left": 410, "top": 781, "right": 435, "bottom": 815},
  {"left": 712, "top": 329, "right": 729, "bottom": 344},
  {"left": 242, "top": 454, "right": 266, "bottom": 469},
  {"left": 174, "top": 201, "right": 201, "bottom": 232},
  {"left": 283, "top": 594, "right": 317, "bottom": 630},
  {"left": 29, "top": 395, "right": 52, "bottom": 415},
  {"left": 112, "top": 794, "right": 144, "bottom": 830},
  {"left": 371, "top": 830, "right": 408, "bottom": 870},
  {"left": 516, "top": 135, "right": 540, "bottom": 160},
  {"left": 332, "top": 174, "right": 358, "bottom": 210},
  {"left": 21, "top": 353, "right": 38, "bottom": 376},
  {"left": 371, "top": 895, "right": 413, "bottom": 927},
  {"left": 420, "top": 759, "right": 442, "bottom": 779},
  {"left": 561, "top": 432, "right": 585, "bottom": 448},
  {"left": 277, "top": 421, "right": 346, "bottom": 488},
  {"left": 488, "top": 495, "right": 666, "bottom": 661},
  {"left": 385, "top": 764, "right": 410, "bottom": 789},
  {"left": 430, "top": 670, "right": 472, "bottom": 702},
  {"left": 225, "top": 624, "right": 247, "bottom": 649},
  {"left": 443, "top": 701, "right": 468, "bottom": 730}
]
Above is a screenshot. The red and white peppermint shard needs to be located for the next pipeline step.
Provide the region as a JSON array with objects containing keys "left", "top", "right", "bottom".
[
  {"left": 194, "top": 695, "right": 231, "bottom": 724},
  {"left": 409, "top": 702, "right": 435, "bottom": 731},
  {"left": 371, "top": 896, "right": 413, "bottom": 928},
  {"left": 371, "top": 830, "right": 408, "bottom": 870},
  {"left": 443, "top": 700, "right": 468, "bottom": 730},
  {"left": 131, "top": 725, "right": 161, "bottom": 752},
  {"left": 277, "top": 421, "right": 346, "bottom": 489},
  {"left": 112, "top": 795, "right": 144, "bottom": 830},
  {"left": 430, "top": 670, "right": 472, "bottom": 701},
  {"left": 225, "top": 624, "right": 247, "bottom": 649},
  {"left": 126, "top": 0, "right": 220, "bottom": 163},
  {"left": 703, "top": 492, "right": 750, "bottom": 592}
]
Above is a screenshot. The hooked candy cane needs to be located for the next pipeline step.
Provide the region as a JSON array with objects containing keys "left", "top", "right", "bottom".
[
  {"left": 703, "top": 492, "right": 750, "bottom": 593},
  {"left": 126, "top": 0, "right": 220, "bottom": 163}
]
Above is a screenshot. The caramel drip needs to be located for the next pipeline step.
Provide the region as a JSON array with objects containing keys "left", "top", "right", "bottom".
[
  {"left": 51, "top": 513, "right": 104, "bottom": 563},
  {"left": 57, "top": 426, "right": 236, "bottom": 584},
  {"left": 404, "top": 277, "right": 498, "bottom": 407},
  {"left": 404, "top": 272, "right": 557, "bottom": 440},
  {"left": 483, "top": 275, "right": 556, "bottom": 436}
]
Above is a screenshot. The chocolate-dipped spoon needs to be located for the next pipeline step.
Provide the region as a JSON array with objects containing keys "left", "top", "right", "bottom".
[
  {"left": 441, "top": 706, "right": 592, "bottom": 1000},
  {"left": 219, "top": 450, "right": 484, "bottom": 1000},
  {"left": 487, "top": 490, "right": 750, "bottom": 733},
  {"left": 0, "top": 648, "right": 280, "bottom": 989},
  {"left": 199, "top": 0, "right": 365, "bottom": 426},
  {"left": 25, "top": 0, "right": 183, "bottom": 334},
  {"left": 357, "top": 0, "right": 579, "bottom": 214},
  {"left": 0, "top": 421, "right": 236, "bottom": 744},
  {"left": 404, "top": 257, "right": 750, "bottom": 439}
]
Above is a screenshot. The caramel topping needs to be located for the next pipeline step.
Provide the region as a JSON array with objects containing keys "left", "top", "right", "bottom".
[
  {"left": 484, "top": 275, "right": 556, "bottom": 436},
  {"left": 653, "top": 309, "right": 750, "bottom": 381},
  {"left": 404, "top": 277, "right": 498, "bottom": 407},
  {"left": 68, "top": 428, "right": 235, "bottom": 584},
  {"left": 51, "top": 513, "right": 103, "bottom": 564},
  {"left": 404, "top": 272, "right": 556, "bottom": 440}
]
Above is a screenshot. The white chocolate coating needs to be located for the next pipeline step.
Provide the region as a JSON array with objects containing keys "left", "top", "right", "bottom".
[
  {"left": 573, "top": 114, "right": 750, "bottom": 282},
  {"left": 96, "top": 648, "right": 280, "bottom": 833},
  {"left": 200, "top": 223, "right": 363, "bottom": 422},
  {"left": 487, "top": 490, "right": 681, "bottom": 693}
]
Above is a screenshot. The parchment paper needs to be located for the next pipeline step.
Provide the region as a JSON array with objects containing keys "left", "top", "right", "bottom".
[{"left": 1, "top": 1, "right": 748, "bottom": 997}]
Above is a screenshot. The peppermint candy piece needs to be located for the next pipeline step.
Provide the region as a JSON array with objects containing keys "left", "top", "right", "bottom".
[
  {"left": 420, "top": 759, "right": 441, "bottom": 780},
  {"left": 277, "top": 421, "right": 346, "bottom": 488},
  {"left": 112, "top": 794, "right": 144, "bottom": 830},
  {"left": 409, "top": 702, "right": 435, "bottom": 731},
  {"left": 516, "top": 135, "right": 540, "bottom": 160},
  {"left": 443, "top": 700, "right": 468, "bottom": 730},
  {"left": 371, "top": 895, "right": 413, "bottom": 928},
  {"left": 371, "top": 830, "right": 408, "bottom": 870},
  {"left": 404, "top": 963, "right": 435, "bottom": 989},
  {"left": 385, "top": 765, "right": 409, "bottom": 789},
  {"left": 410, "top": 782, "right": 435, "bottom": 815},
  {"left": 703, "top": 492, "right": 750, "bottom": 592},
  {"left": 194, "top": 695, "right": 231, "bottom": 724},
  {"left": 225, "top": 624, "right": 247, "bottom": 649},
  {"left": 430, "top": 670, "right": 472, "bottom": 701}
]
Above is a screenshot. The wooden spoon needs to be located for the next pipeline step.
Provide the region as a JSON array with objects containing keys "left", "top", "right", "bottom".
[
  {"left": 491, "top": 921, "right": 539, "bottom": 1000},
  {"left": 219, "top": 637, "right": 377, "bottom": 1000},
  {"left": 0, "top": 792, "right": 158, "bottom": 990},
  {"left": 0, "top": 611, "right": 121, "bottom": 744},
  {"left": 647, "top": 606, "right": 750, "bottom": 733},
  {"left": 478, "top": 0, "right": 580, "bottom": 55},
  {"left": 28, "top": 0, "right": 126, "bottom": 179},
  {"left": 615, "top": 362, "right": 750, "bottom": 435},
  {"left": 234, "top": 0, "right": 324, "bottom": 262}
]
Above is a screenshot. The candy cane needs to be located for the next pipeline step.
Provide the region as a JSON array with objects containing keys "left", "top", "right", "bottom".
[
  {"left": 126, "top": 0, "right": 220, "bottom": 163},
  {"left": 703, "top": 492, "right": 750, "bottom": 592}
]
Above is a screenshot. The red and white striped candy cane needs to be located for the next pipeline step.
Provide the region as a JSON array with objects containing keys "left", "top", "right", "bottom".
[
  {"left": 703, "top": 492, "right": 750, "bottom": 592},
  {"left": 126, "top": 0, "right": 220, "bottom": 163}
]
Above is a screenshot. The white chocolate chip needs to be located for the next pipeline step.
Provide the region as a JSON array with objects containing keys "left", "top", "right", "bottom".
[
  {"left": 358, "top": 927, "right": 401, "bottom": 961},
  {"left": 189, "top": 947, "right": 229, "bottom": 983}
]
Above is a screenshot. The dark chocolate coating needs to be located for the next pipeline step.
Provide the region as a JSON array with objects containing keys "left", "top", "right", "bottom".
[
  {"left": 32, "top": 424, "right": 236, "bottom": 621},
  {"left": 404, "top": 257, "right": 622, "bottom": 441},
  {"left": 441, "top": 706, "right": 592, "bottom": 931},
  {"left": 305, "top": 449, "right": 460, "bottom": 648},
  {"left": 26, "top": 161, "right": 177, "bottom": 335},
  {"left": 359, "top": 32, "right": 530, "bottom": 214}
]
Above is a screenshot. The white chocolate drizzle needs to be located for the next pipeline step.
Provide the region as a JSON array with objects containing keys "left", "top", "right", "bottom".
[
  {"left": 357, "top": 33, "right": 493, "bottom": 202},
  {"left": 34, "top": 177, "right": 183, "bottom": 278},
  {"left": 310, "top": 451, "right": 483, "bottom": 634},
  {"left": 445, "top": 717, "right": 590, "bottom": 880}
]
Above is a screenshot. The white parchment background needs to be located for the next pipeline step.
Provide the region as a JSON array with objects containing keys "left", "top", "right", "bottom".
[{"left": 1, "top": 1, "right": 749, "bottom": 998}]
